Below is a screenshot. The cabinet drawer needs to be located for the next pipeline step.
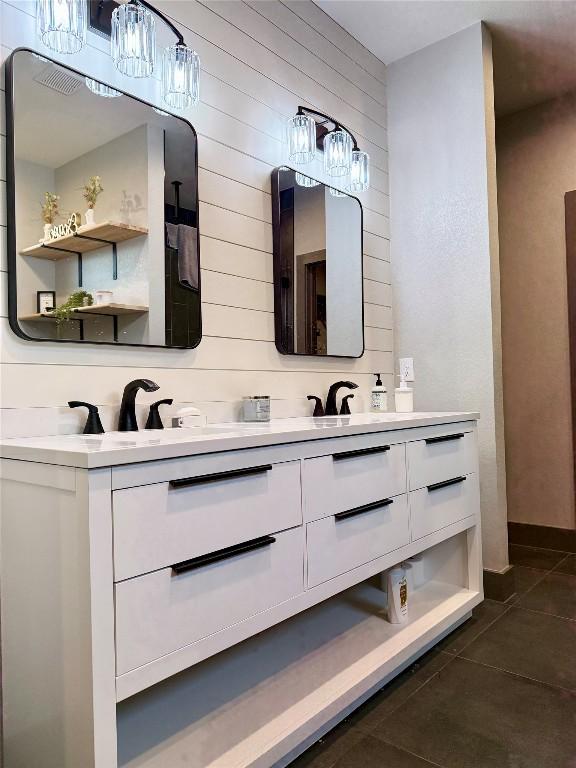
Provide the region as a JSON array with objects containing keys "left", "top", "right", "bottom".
[
  {"left": 407, "top": 430, "right": 476, "bottom": 490},
  {"left": 410, "top": 473, "right": 479, "bottom": 541},
  {"left": 113, "top": 460, "right": 301, "bottom": 581},
  {"left": 306, "top": 494, "right": 409, "bottom": 588},
  {"left": 302, "top": 442, "right": 406, "bottom": 523},
  {"left": 115, "top": 526, "right": 304, "bottom": 674}
]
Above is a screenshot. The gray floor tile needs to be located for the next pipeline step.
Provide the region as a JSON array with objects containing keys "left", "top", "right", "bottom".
[
  {"left": 332, "top": 734, "right": 441, "bottom": 767},
  {"left": 460, "top": 606, "right": 576, "bottom": 690},
  {"left": 347, "top": 648, "right": 453, "bottom": 734},
  {"left": 555, "top": 554, "right": 576, "bottom": 576},
  {"left": 435, "top": 599, "right": 508, "bottom": 654},
  {"left": 509, "top": 544, "right": 567, "bottom": 571},
  {"left": 507, "top": 566, "right": 546, "bottom": 603},
  {"left": 517, "top": 572, "right": 576, "bottom": 620},
  {"left": 371, "top": 656, "right": 576, "bottom": 768}
]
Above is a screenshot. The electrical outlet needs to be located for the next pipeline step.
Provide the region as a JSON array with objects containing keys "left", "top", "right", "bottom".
[{"left": 399, "top": 357, "right": 415, "bottom": 382}]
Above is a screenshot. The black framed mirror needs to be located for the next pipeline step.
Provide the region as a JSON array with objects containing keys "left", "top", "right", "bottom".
[
  {"left": 6, "top": 48, "right": 201, "bottom": 349},
  {"left": 272, "top": 167, "right": 364, "bottom": 358}
]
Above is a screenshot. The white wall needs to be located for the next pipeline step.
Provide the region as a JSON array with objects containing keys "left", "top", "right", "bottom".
[
  {"left": 387, "top": 23, "right": 508, "bottom": 572},
  {"left": 0, "top": 0, "right": 391, "bottom": 423}
]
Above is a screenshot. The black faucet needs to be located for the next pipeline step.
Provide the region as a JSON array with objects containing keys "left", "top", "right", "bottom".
[
  {"left": 324, "top": 381, "right": 358, "bottom": 416},
  {"left": 118, "top": 379, "right": 160, "bottom": 432}
]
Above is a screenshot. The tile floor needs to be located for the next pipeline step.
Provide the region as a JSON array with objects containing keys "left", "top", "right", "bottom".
[{"left": 290, "top": 546, "right": 576, "bottom": 768}]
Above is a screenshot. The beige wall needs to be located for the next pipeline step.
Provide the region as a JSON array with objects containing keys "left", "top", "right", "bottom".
[
  {"left": 0, "top": 0, "right": 390, "bottom": 423},
  {"left": 497, "top": 94, "right": 576, "bottom": 530}
]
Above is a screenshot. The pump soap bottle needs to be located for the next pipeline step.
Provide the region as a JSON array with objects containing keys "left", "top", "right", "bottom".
[{"left": 371, "top": 373, "right": 388, "bottom": 412}]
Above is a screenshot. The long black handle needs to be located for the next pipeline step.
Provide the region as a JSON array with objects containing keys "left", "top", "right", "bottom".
[
  {"left": 335, "top": 498, "right": 393, "bottom": 521},
  {"left": 425, "top": 433, "right": 465, "bottom": 445},
  {"left": 427, "top": 476, "right": 466, "bottom": 492},
  {"left": 172, "top": 535, "right": 276, "bottom": 575},
  {"left": 333, "top": 445, "right": 390, "bottom": 461},
  {"left": 169, "top": 464, "right": 272, "bottom": 489}
]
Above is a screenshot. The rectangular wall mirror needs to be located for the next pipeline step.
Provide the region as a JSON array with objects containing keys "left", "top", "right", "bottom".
[
  {"left": 272, "top": 167, "right": 364, "bottom": 358},
  {"left": 6, "top": 48, "right": 201, "bottom": 349}
]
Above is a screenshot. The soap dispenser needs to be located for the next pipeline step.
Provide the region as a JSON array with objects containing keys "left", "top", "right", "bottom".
[{"left": 371, "top": 373, "right": 387, "bottom": 412}]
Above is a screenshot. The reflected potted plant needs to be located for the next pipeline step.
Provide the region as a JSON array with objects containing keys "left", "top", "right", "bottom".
[
  {"left": 52, "top": 289, "right": 93, "bottom": 325},
  {"left": 82, "top": 176, "right": 104, "bottom": 226},
  {"left": 41, "top": 192, "right": 59, "bottom": 241}
]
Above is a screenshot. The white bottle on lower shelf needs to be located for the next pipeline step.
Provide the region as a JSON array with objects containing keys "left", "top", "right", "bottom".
[{"left": 386, "top": 565, "right": 409, "bottom": 624}]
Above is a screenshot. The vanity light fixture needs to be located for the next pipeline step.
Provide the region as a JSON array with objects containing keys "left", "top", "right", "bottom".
[
  {"left": 295, "top": 172, "right": 319, "bottom": 188},
  {"left": 36, "top": 0, "right": 201, "bottom": 109},
  {"left": 286, "top": 106, "right": 370, "bottom": 192}
]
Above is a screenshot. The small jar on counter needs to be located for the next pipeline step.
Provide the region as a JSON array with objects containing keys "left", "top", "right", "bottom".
[{"left": 242, "top": 395, "right": 271, "bottom": 422}]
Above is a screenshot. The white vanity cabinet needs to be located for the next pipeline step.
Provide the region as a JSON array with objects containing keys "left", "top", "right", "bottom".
[{"left": 0, "top": 413, "right": 483, "bottom": 768}]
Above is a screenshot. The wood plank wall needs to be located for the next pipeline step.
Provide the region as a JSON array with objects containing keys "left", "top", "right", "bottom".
[{"left": 0, "top": 0, "right": 391, "bottom": 420}]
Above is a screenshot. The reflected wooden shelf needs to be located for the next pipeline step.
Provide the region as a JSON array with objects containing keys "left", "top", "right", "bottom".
[
  {"left": 20, "top": 304, "right": 149, "bottom": 322},
  {"left": 20, "top": 222, "right": 148, "bottom": 259}
]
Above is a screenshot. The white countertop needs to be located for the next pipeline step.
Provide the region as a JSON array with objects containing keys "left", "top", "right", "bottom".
[{"left": 0, "top": 412, "right": 479, "bottom": 469}]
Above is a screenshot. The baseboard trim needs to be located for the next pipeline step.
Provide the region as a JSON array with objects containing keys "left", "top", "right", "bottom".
[
  {"left": 508, "top": 522, "right": 576, "bottom": 553},
  {"left": 483, "top": 565, "right": 516, "bottom": 602}
]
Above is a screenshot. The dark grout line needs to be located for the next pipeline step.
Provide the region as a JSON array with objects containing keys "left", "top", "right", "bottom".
[
  {"left": 454, "top": 653, "right": 576, "bottom": 696},
  {"left": 369, "top": 735, "right": 446, "bottom": 767},
  {"left": 449, "top": 604, "right": 513, "bottom": 658},
  {"left": 510, "top": 542, "right": 572, "bottom": 556}
]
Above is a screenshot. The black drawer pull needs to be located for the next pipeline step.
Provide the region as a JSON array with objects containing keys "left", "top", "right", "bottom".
[
  {"left": 425, "top": 433, "right": 465, "bottom": 445},
  {"left": 333, "top": 445, "right": 390, "bottom": 461},
  {"left": 172, "top": 535, "right": 276, "bottom": 575},
  {"left": 169, "top": 464, "right": 272, "bottom": 489},
  {"left": 335, "top": 498, "right": 393, "bottom": 521},
  {"left": 427, "top": 476, "right": 466, "bottom": 492}
]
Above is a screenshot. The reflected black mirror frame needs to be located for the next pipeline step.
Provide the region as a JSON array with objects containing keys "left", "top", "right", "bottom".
[
  {"left": 5, "top": 47, "right": 202, "bottom": 350},
  {"left": 271, "top": 166, "right": 365, "bottom": 359}
]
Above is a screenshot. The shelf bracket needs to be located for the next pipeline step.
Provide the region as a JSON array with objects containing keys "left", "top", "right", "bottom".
[{"left": 74, "top": 234, "right": 119, "bottom": 280}]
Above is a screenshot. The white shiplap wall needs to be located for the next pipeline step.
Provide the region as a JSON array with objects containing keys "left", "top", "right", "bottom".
[{"left": 0, "top": 0, "right": 391, "bottom": 422}]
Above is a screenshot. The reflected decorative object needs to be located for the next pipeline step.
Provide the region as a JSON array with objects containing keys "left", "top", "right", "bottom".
[
  {"left": 329, "top": 187, "right": 347, "bottom": 198},
  {"left": 82, "top": 176, "right": 104, "bottom": 226},
  {"left": 295, "top": 172, "right": 319, "bottom": 188},
  {"left": 36, "top": 0, "right": 87, "bottom": 55},
  {"left": 286, "top": 106, "right": 370, "bottom": 191},
  {"left": 162, "top": 44, "right": 200, "bottom": 109},
  {"left": 48, "top": 212, "right": 81, "bottom": 240},
  {"left": 348, "top": 150, "right": 370, "bottom": 193},
  {"left": 86, "top": 78, "right": 121, "bottom": 98},
  {"left": 112, "top": 2, "right": 155, "bottom": 78},
  {"left": 36, "top": 0, "right": 201, "bottom": 110},
  {"left": 286, "top": 114, "right": 316, "bottom": 164},
  {"left": 323, "top": 129, "right": 352, "bottom": 178},
  {"left": 40, "top": 191, "right": 59, "bottom": 241}
]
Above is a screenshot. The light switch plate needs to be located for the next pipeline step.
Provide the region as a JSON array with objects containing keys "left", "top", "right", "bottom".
[{"left": 399, "top": 357, "right": 415, "bottom": 382}]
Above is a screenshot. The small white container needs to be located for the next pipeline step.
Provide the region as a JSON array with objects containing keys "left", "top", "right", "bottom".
[
  {"left": 370, "top": 373, "right": 388, "bottom": 412},
  {"left": 395, "top": 378, "right": 413, "bottom": 413},
  {"left": 95, "top": 290, "right": 113, "bottom": 306},
  {"left": 386, "top": 565, "right": 408, "bottom": 624},
  {"left": 172, "top": 406, "right": 207, "bottom": 429}
]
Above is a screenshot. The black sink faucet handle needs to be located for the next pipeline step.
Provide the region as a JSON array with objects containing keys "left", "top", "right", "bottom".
[
  {"left": 68, "top": 401, "right": 105, "bottom": 435},
  {"left": 307, "top": 395, "right": 325, "bottom": 417},
  {"left": 145, "top": 398, "right": 174, "bottom": 430},
  {"left": 340, "top": 394, "right": 355, "bottom": 415}
]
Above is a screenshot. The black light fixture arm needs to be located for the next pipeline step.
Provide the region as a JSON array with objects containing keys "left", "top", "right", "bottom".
[
  {"left": 130, "top": 0, "right": 186, "bottom": 46},
  {"left": 297, "top": 105, "right": 360, "bottom": 151}
]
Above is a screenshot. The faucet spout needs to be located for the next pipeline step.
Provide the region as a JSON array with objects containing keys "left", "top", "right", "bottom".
[
  {"left": 118, "top": 378, "right": 160, "bottom": 432},
  {"left": 325, "top": 380, "right": 358, "bottom": 416}
]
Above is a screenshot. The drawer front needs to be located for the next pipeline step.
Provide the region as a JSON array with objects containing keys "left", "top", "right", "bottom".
[
  {"left": 113, "top": 460, "right": 301, "bottom": 581},
  {"left": 410, "top": 473, "right": 479, "bottom": 541},
  {"left": 115, "top": 526, "right": 304, "bottom": 674},
  {"left": 306, "top": 494, "right": 409, "bottom": 588},
  {"left": 407, "top": 430, "right": 476, "bottom": 490},
  {"left": 302, "top": 442, "right": 407, "bottom": 523}
]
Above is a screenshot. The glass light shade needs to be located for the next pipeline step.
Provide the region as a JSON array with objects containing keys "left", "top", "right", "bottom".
[
  {"left": 295, "top": 172, "right": 319, "bottom": 188},
  {"left": 36, "top": 0, "right": 86, "bottom": 54},
  {"left": 329, "top": 187, "right": 347, "bottom": 198},
  {"left": 323, "top": 129, "right": 352, "bottom": 178},
  {"left": 162, "top": 44, "right": 200, "bottom": 109},
  {"left": 85, "top": 78, "right": 121, "bottom": 98},
  {"left": 348, "top": 150, "right": 370, "bottom": 192},
  {"left": 111, "top": 2, "right": 156, "bottom": 78},
  {"left": 286, "top": 114, "right": 316, "bottom": 165}
]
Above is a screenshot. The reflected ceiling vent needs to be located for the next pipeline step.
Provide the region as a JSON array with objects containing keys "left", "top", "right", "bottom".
[{"left": 33, "top": 64, "right": 82, "bottom": 96}]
